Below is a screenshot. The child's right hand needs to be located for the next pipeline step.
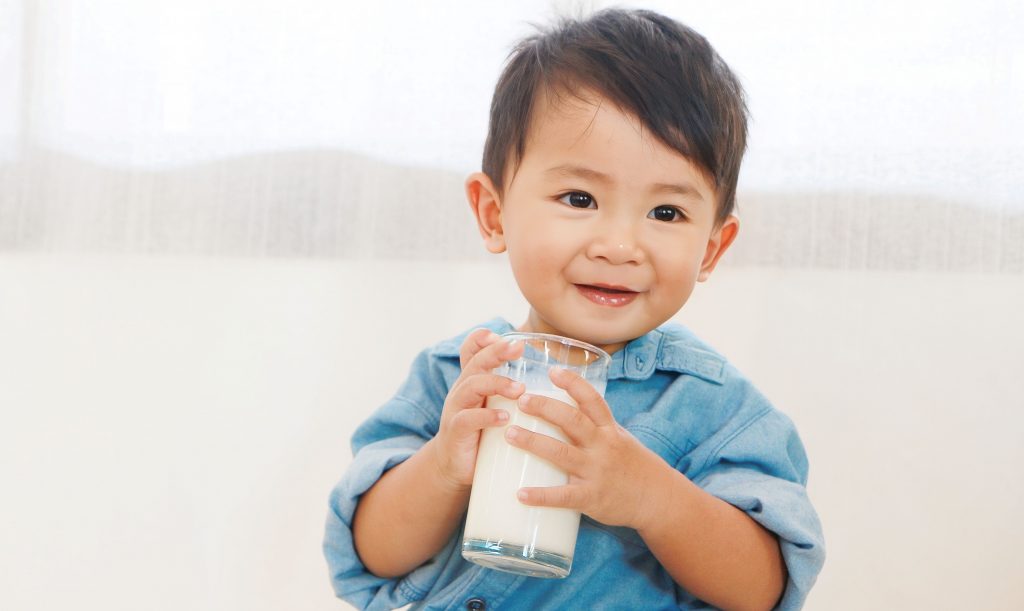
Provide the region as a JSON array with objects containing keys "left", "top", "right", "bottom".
[{"left": 430, "top": 328, "right": 525, "bottom": 490}]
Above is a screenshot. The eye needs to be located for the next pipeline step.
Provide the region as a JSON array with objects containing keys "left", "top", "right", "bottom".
[
  {"left": 649, "top": 205, "right": 686, "bottom": 222},
  {"left": 558, "top": 191, "right": 596, "bottom": 209}
]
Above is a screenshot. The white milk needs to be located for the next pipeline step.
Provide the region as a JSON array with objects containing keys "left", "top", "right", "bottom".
[{"left": 463, "top": 391, "right": 581, "bottom": 561}]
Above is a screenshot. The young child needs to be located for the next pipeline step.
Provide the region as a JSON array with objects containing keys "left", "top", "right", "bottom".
[{"left": 324, "top": 9, "right": 824, "bottom": 610}]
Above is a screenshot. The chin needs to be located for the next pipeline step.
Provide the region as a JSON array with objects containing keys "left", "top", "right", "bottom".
[
  {"left": 559, "top": 322, "right": 644, "bottom": 353},
  {"left": 530, "top": 307, "right": 655, "bottom": 352}
]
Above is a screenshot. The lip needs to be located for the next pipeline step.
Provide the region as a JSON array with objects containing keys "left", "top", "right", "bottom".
[{"left": 575, "top": 283, "right": 640, "bottom": 307}]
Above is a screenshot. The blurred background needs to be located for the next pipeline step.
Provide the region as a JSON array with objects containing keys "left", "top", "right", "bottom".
[{"left": 1, "top": 0, "right": 1021, "bottom": 609}]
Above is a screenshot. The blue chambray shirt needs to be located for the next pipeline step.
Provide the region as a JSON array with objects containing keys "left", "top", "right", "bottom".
[{"left": 324, "top": 318, "right": 825, "bottom": 610}]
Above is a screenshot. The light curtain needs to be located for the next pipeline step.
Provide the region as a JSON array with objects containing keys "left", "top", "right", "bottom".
[{"left": 1, "top": 0, "right": 1021, "bottom": 270}]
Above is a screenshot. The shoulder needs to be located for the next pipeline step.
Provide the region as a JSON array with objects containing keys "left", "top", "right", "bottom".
[
  {"left": 396, "top": 317, "right": 516, "bottom": 399},
  {"left": 350, "top": 318, "right": 515, "bottom": 451},
  {"left": 650, "top": 322, "right": 729, "bottom": 384},
  {"left": 646, "top": 323, "right": 807, "bottom": 478},
  {"left": 651, "top": 322, "right": 760, "bottom": 399}
]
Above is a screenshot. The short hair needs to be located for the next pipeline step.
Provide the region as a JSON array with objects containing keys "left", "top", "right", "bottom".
[{"left": 482, "top": 8, "right": 748, "bottom": 225}]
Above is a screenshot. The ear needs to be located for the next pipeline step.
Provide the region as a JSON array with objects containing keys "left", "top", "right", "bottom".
[
  {"left": 465, "top": 172, "right": 507, "bottom": 254},
  {"left": 697, "top": 214, "right": 739, "bottom": 282}
]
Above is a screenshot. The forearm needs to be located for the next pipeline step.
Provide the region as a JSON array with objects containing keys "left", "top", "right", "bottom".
[
  {"left": 636, "top": 465, "right": 787, "bottom": 611},
  {"left": 352, "top": 437, "right": 471, "bottom": 578}
]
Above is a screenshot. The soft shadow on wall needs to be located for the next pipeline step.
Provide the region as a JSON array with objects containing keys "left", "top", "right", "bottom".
[{"left": 1, "top": 149, "right": 1021, "bottom": 272}]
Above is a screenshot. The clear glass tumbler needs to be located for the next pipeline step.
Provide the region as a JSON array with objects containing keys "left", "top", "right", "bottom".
[{"left": 461, "top": 332, "right": 611, "bottom": 578}]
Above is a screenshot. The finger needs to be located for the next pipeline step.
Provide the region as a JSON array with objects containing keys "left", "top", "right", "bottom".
[
  {"left": 448, "top": 405, "right": 510, "bottom": 437},
  {"left": 517, "top": 484, "right": 588, "bottom": 510},
  {"left": 516, "top": 393, "right": 594, "bottom": 445},
  {"left": 462, "top": 335, "right": 524, "bottom": 377},
  {"left": 449, "top": 373, "right": 524, "bottom": 410},
  {"left": 505, "top": 425, "right": 584, "bottom": 474},
  {"left": 550, "top": 368, "right": 614, "bottom": 427},
  {"left": 459, "top": 328, "right": 501, "bottom": 369}
]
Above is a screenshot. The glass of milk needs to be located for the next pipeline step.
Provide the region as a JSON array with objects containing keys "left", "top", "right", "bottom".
[{"left": 461, "top": 332, "right": 610, "bottom": 578}]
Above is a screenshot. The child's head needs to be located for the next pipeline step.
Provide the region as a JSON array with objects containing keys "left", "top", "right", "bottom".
[
  {"left": 466, "top": 8, "right": 746, "bottom": 353},
  {"left": 483, "top": 8, "right": 748, "bottom": 226}
]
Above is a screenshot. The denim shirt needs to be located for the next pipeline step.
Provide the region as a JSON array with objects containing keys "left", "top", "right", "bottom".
[{"left": 324, "top": 319, "right": 825, "bottom": 610}]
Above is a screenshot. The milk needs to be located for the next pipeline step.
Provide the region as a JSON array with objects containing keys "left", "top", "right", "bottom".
[{"left": 463, "top": 391, "right": 582, "bottom": 566}]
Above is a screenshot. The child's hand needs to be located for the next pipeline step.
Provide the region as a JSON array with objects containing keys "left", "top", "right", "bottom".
[
  {"left": 504, "top": 367, "right": 670, "bottom": 531},
  {"left": 431, "top": 329, "right": 525, "bottom": 490}
]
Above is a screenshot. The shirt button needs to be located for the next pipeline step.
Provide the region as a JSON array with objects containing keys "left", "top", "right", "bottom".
[{"left": 465, "top": 598, "right": 486, "bottom": 610}]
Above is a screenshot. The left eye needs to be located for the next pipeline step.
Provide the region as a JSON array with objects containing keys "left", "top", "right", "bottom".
[
  {"left": 559, "top": 191, "right": 596, "bottom": 209},
  {"left": 649, "top": 205, "right": 685, "bottom": 222}
]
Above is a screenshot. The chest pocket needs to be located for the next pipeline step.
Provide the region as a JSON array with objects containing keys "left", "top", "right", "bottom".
[{"left": 624, "top": 411, "right": 692, "bottom": 470}]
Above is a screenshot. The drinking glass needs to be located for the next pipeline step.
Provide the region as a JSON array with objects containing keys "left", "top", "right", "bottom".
[{"left": 461, "top": 332, "right": 610, "bottom": 578}]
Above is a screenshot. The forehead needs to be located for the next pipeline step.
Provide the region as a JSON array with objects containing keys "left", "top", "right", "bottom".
[
  {"left": 524, "top": 87, "right": 635, "bottom": 148},
  {"left": 516, "top": 88, "right": 716, "bottom": 200}
]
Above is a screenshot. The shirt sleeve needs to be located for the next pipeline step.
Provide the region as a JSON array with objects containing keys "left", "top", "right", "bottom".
[
  {"left": 322, "top": 349, "right": 452, "bottom": 610},
  {"left": 695, "top": 409, "right": 826, "bottom": 610}
]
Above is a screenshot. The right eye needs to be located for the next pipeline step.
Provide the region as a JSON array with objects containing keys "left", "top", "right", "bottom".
[{"left": 558, "top": 191, "right": 596, "bottom": 209}]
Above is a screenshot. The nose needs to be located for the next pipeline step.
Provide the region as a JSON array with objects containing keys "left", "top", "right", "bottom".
[{"left": 585, "top": 221, "right": 645, "bottom": 265}]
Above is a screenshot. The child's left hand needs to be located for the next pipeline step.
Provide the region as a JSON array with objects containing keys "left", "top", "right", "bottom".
[{"left": 504, "top": 367, "right": 672, "bottom": 532}]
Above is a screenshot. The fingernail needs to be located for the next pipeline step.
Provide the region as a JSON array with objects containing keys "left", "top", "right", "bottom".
[
  {"left": 485, "top": 331, "right": 500, "bottom": 342},
  {"left": 505, "top": 426, "right": 519, "bottom": 440},
  {"left": 496, "top": 410, "right": 509, "bottom": 422},
  {"left": 516, "top": 489, "right": 528, "bottom": 502},
  {"left": 510, "top": 381, "right": 525, "bottom": 394},
  {"left": 517, "top": 394, "right": 530, "bottom": 407}
]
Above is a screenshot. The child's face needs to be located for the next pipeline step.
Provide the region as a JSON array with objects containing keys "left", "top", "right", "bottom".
[{"left": 467, "top": 90, "right": 738, "bottom": 354}]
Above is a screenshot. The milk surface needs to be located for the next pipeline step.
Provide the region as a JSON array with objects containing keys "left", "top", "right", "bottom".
[{"left": 463, "top": 391, "right": 581, "bottom": 559}]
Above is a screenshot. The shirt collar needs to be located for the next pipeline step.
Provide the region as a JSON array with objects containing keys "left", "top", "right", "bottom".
[
  {"left": 434, "top": 318, "right": 724, "bottom": 385},
  {"left": 612, "top": 325, "right": 725, "bottom": 384}
]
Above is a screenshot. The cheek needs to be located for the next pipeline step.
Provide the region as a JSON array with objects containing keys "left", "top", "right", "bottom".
[
  {"left": 507, "top": 233, "right": 575, "bottom": 299},
  {"left": 651, "top": 251, "right": 702, "bottom": 296},
  {"left": 509, "top": 245, "right": 556, "bottom": 289},
  {"left": 506, "top": 219, "right": 572, "bottom": 268}
]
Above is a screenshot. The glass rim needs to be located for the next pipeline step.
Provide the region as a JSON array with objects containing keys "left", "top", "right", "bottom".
[{"left": 500, "top": 331, "right": 611, "bottom": 364}]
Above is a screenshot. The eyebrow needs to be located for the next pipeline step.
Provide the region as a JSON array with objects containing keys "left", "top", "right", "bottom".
[{"left": 545, "top": 164, "right": 705, "bottom": 202}]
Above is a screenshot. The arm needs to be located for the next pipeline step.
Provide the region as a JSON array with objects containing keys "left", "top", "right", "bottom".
[
  {"left": 507, "top": 368, "right": 785, "bottom": 611},
  {"left": 634, "top": 457, "right": 786, "bottom": 611},
  {"left": 352, "top": 438, "right": 470, "bottom": 578},
  {"left": 352, "top": 331, "right": 524, "bottom": 578}
]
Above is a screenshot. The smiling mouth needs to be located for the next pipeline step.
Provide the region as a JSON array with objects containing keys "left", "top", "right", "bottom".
[{"left": 575, "top": 284, "right": 639, "bottom": 307}]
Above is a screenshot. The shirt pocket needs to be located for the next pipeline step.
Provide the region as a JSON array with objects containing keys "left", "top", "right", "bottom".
[{"left": 624, "top": 411, "right": 692, "bottom": 470}]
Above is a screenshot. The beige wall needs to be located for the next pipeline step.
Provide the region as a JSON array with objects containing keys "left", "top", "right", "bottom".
[
  {"left": 2, "top": 254, "right": 1021, "bottom": 610},
  {"left": 3, "top": 1, "right": 1022, "bottom": 608}
]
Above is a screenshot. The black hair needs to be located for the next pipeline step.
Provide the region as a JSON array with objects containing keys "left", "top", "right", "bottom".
[{"left": 482, "top": 8, "right": 748, "bottom": 224}]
